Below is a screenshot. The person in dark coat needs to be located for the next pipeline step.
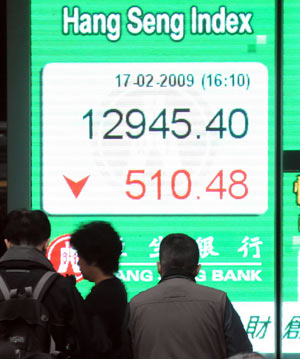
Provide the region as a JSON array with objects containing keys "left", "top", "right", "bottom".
[
  {"left": 70, "top": 221, "right": 129, "bottom": 359},
  {"left": 0, "top": 209, "right": 92, "bottom": 359}
]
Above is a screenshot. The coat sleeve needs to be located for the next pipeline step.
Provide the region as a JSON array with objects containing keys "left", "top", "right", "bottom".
[
  {"left": 44, "top": 275, "right": 92, "bottom": 359},
  {"left": 224, "top": 296, "right": 253, "bottom": 357}
]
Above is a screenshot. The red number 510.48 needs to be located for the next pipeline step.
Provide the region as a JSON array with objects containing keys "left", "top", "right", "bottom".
[{"left": 125, "top": 169, "right": 248, "bottom": 200}]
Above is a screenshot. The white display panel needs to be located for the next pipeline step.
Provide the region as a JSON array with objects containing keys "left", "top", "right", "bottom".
[{"left": 42, "top": 62, "right": 268, "bottom": 215}]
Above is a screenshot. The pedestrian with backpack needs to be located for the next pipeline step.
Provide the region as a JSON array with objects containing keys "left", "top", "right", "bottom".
[{"left": 0, "top": 209, "right": 92, "bottom": 359}]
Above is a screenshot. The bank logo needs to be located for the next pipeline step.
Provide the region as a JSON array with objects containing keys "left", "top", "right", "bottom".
[{"left": 47, "top": 234, "right": 83, "bottom": 282}]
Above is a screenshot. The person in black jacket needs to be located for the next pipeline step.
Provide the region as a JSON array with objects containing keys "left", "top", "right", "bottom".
[
  {"left": 0, "top": 209, "right": 91, "bottom": 359},
  {"left": 70, "top": 221, "right": 129, "bottom": 359}
]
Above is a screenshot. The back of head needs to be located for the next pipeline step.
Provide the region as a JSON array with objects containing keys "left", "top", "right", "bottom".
[
  {"left": 227, "top": 352, "right": 265, "bottom": 359},
  {"left": 159, "top": 233, "right": 199, "bottom": 276},
  {"left": 70, "top": 221, "right": 122, "bottom": 275},
  {"left": 3, "top": 209, "right": 51, "bottom": 247}
]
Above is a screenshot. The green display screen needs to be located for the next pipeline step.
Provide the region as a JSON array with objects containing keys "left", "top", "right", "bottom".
[
  {"left": 30, "top": 0, "right": 279, "bottom": 355},
  {"left": 282, "top": 0, "right": 300, "bottom": 355}
]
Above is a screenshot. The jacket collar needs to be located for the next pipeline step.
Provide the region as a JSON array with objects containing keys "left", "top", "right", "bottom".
[
  {"left": 159, "top": 269, "right": 196, "bottom": 283},
  {"left": 0, "top": 246, "right": 55, "bottom": 271}
]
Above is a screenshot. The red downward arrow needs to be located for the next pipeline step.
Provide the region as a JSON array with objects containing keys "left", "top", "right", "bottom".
[{"left": 63, "top": 175, "right": 90, "bottom": 198}]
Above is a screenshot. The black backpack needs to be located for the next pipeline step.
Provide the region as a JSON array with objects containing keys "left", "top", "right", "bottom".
[{"left": 0, "top": 270, "right": 59, "bottom": 359}]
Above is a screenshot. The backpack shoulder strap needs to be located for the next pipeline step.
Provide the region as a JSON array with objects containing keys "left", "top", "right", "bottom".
[
  {"left": 0, "top": 274, "right": 11, "bottom": 300},
  {"left": 33, "top": 271, "right": 60, "bottom": 301}
]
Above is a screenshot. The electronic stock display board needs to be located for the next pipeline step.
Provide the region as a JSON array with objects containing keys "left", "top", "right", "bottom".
[
  {"left": 28, "top": 0, "right": 282, "bottom": 355},
  {"left": 282, "top": 0, "right": 300, "bottom": 356}
]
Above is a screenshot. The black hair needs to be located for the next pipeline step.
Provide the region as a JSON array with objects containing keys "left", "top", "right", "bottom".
[
  {"left": 70, "top": 221, "right": 122, "bottom": 275},
  {"left": 3, "top": 209, "right": 51, "bottom": 246},
  {"left": 159, "top": 233, "right": 199, "bottom": 276}
]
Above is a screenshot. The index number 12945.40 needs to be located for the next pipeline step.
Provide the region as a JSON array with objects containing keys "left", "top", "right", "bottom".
[{"left": 82, "top": 108, "right": 249, "bottom": 140}]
